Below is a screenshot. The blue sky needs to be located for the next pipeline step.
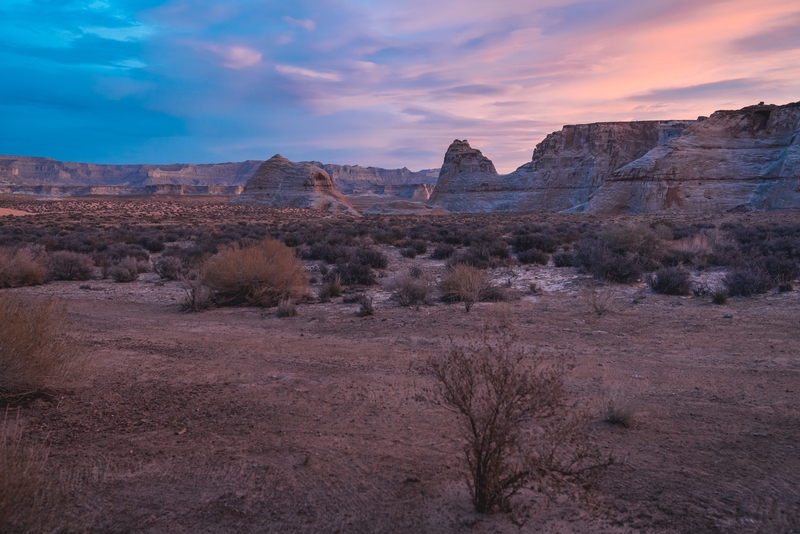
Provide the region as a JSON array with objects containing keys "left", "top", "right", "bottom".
[{"left": 1, "top": 0, "right": 799, "bottom": 172}]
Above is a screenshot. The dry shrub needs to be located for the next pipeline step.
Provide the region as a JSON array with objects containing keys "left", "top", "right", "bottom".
[
  {"left": 1, "top": 415, "right": 73, "bottom": 533},
  {"left": 355, "top": 294, "right": 374, "bottom": 316},
  {"left": 0, "top": 247, "right": 47, "bottom": 288},
  {"left": 154, "top": 255, "right": 186, "bottom": 281},
  {"left": 48, "top": 251, "right": 95, "bottom": 281},
  {"left": 0, "top": 295, "right": 83, "bottom": 403},
  {"left": 276, "top": 299, "right": 297, "bottom": 318},
  {"left": 601, "top": 383, "right": 637, "bottom": 428},
  {"left": 110, "top": 256, "right": 141, "bottom": 283},
  {"left": 202, "top": 238, "right": 309, "bottom": 306},
  {"left": 647, "top": 266, "right": 691, "bottom": 295},
  {"left": 581, "top": 279, "right": 617, "bottom": 315},
  {"left": 319, "top": 275, "right": 342, "bottom": 302},
  {"left": 440, "top": 264, "right": 486, "bottom": 312},
  {"left": 428, "top": 325, "right": 611, "bottom": 514},
  {"left": 393, "top": 274, "right": 430, "bottom": 306},
  {"left": 711, "top": 287, "right": 729, "bottom": 305},
  {"left": 180, "top": 273, "right": 211, "bottom": 312},
  {"left": 724, "top": 264, "right": 773, "bottom": 297}
]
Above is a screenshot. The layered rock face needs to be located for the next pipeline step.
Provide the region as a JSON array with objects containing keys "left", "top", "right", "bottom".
[
  {"left": 429, "top": 121, "right": 693, "bottom": 213},
  {"left": 0, "top": 156, "right": 261, "bottom": 188},
  {"left": 231, "top": 155, "right": 358, "bottom": 215},
  {"left": 310, "top": 162, "right": 438, "bottom": 193},
  {"left": 586, "top": 102, "right": 800, "bottom": 213}
]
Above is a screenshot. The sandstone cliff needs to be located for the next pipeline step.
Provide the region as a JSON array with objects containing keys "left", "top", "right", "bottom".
[
  {"left": 429, "top": 121, "right": 693, "bottom": 213},
  {"left": 310, "top": 163, "right": 438, "bottom": 193},
  {"left": 0, "top": 156, "right": 262, "bottom": 188},
  {"left": 586, "top": 102, "right": 800, "bottom": 213},
  {"left": 231, "top": 155, "right": 358, "bottom": 215}
]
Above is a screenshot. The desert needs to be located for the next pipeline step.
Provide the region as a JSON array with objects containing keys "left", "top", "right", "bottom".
[{"left": 1, "top": 192, "right": 799, "bottom": 533}]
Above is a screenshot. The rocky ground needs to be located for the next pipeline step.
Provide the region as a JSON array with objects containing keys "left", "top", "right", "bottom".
[{"left": 2, "top": 196, "right": 799, "bottom": 533}]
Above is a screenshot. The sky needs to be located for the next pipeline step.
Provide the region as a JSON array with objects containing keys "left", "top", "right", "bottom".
[{"left": 1, "top": 0, "right": 799, "bottom": 173}]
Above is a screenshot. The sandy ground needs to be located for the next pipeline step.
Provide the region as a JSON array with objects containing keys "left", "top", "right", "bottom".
[
  {"left": 2, "top": 196, "right": 799, "bottom": 533},
  {"left": 0, "top": 207, "right": 30, "bottom": 216}
]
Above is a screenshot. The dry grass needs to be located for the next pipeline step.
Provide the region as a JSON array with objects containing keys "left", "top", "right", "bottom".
[
  {"left": 0, "top": 295, "right": 83, "bottom": 404},
  {"left": 1, "top": 413, "right": 72, "bottom": 533},
  {"left": 392, "top": 273, "right": 430, "bottom": 306},
  {"left": 0, "top": 247, "right": 47, "bottom": 288},
  {"left": 581, "top": 278, "right": 617, "bottom": 315},
  {"left": 48, "top": 251, "right": 95, "bottom": 281},
  {"left": 601, "top": 383, "right": 637, "bottom": 428},
  {"left": 439, "top": 264, "right": 486, "bottom": 312},
  {"left": 202, "top": 239, "right": 310, "bottom": 307},
  {"left": 428, "top": 325, "right": 611, "bottom": 514}
]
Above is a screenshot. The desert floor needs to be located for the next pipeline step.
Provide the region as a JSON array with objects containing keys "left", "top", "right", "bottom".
[{"left": 2, "top": 196, "right": 799, "bottom": 533}]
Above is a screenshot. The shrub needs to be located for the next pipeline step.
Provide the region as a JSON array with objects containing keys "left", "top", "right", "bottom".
[
  {"left": 513, "top": 233, "right": 558, "bottom": 253},
  {"left": 276, "top": 299, "right": 297, "bottom": 318},
  {"left": 431, "top": 244, "right": 455, "bottom": 260},
  {"left": 762, "top": 256, "right": 799, "bottom": 283},
  {"left": 154, "top": 255, "right": 186, "bottom": 281},
  {"left": 318, "top": 275, "right": 342, "bottom": 302},
  {"left": 647, "top": 267, "right": 691, "bottom": 295},
  {"left": 428, "top": 325, "right": 610, "bottom": 514},
  {"left": 355, "top": 294, "right": 374, "bottom": 316},
  {"left": 601, "top": 384, "right": 636, "bottom": 428},
  {"left": 778, "top": 282, "right": 793, "bottom": 293},
  {"left": 517, "top": 249, "right": 549, "bottom": 265},
  {"left": 202, "top": 238, "right": 310, "bottom": 306},
  {"left": 355, "top": 247, "right": 388, "bottom": 269},
  {"left": 711, "top": 287, "right": 729, "bottom": 305},
  {"left": 479, "top": 284, "right": 507, "bottom": 302},
  {"left": 552, "top": 251, "right": 574, "bottom": 267},
  {"left": 393, "top": 275, "right": 429, "bottom": 306},
  {"left": 440, "top": 264, "right": 486, "bottom": 312},
  {"left": 110, "top": 257, "right": 140, "bottom": 283},
  {"left": 724, "top": 265, "right": 773, "bottom": 297},
  {"left": 0, "top": 295, "right": 82, "bottom": 403},
  {"left": 332, "top": 262, "right": 376, "bottom": 286},
  {"left": 0, "top": 247, "right": 47, "bottom": 288},
  {"left": 48, "top": 251, "right": 95, "bottom": 281},
  {"left": 180, "top": 273, "right": 211, "bottom": 312},
  {"left": 400, "top": 247, "right": 417, "bottom": 259},
  {"left": 575, "top": 240, "right": 643, "bottom": 282}
]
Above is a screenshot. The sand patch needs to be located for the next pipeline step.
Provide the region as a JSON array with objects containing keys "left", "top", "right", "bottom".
[{"left": 0, "top": 208, "right": 30, "bottom": 216}]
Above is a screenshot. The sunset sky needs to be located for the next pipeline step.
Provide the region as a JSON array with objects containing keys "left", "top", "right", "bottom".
[{"left": 2, "top": 0, "right": 799, "bottom": 172}]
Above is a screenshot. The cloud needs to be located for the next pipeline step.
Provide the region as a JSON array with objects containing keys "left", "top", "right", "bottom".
[
  {"left": 283, "top": 16, "right": 315, "bottom": 31},
  {"left": 206, "top": 44, "right": 262, "bottom": 69},
  {"left": 275, "top": 64, "right": 341, "bottom": 81},
  {"left": 629, "top": 78, "right": 767, "bottom": 102},
  {"left": 732, "top": 11, "right": 800, "bottom": 53}
]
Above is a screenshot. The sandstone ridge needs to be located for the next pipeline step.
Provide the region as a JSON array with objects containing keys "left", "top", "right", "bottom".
[
  {"left": 231, "top": 155, "right": 358, "bottom": 215},
  {"left": 586, "top": 102, "right": 800, "bottom": 213}
]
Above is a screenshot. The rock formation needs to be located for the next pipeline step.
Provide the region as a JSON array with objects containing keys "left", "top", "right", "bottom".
[
  {"left": 585, "top": 102, "right": 800, "bottom": 213},
  {"left": 430, "top": 120, "right": 694, "bottom": 213},
  {"left": 231, "top": 155, "right": 358, "bottom": 215},
  {"left": 310, "top": 163, "right": 438, "bottom": 193}
]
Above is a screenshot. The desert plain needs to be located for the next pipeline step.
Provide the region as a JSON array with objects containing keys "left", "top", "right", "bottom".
[{"left": 1, "top": 195, "right": 799, "bottom": 533}]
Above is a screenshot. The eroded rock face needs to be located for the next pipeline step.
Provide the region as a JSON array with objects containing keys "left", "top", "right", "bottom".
[
  {"left": 309, "top": 162, "right": 438, "bottom": 193},
  {"left": 586, "top": 102, "right": 800, "bottom": 213},
  {"left": 429, "top": 122, "right": 693, "bottom": 213},
  {"left": 231, "top": 155, "right": 358, "bottom": 215}
]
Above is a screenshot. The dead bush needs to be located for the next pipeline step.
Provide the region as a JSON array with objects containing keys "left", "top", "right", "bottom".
[
  {"left": 1, "top": 415, "right": 72, "bottom": 533},
  {"left": 202, "top": 238, "right": 310, "bottom": 306},
  {"left": 48, "top": 251, "right": 95, "bottom": 281},
  {"left": 0, "top": 247, "right": 47, "bottom": 288},
  {"left": 355, "top": 294, "right": 374, "bottom": 316},
  {"left": 110, "top": 256, "right": 140, "bottom": 283},
  {"left": 154, "top": 255, "right": 187, "bottom": 281},
  {"left": 646, "top": 266, "right": 691, "bottom": 295},
  {"left": 0, "top": 295, "right": 83, "bottom": 403},
  {"left": 581, "top": 278, "right": 617, "bottom": 315},
  {"left": 601, "top": 383, "right": 637, "bottom": 428},
  {"left": 711, "top": 287, "right": 729, "bottom": 305},
  {"left": 428, "top": 325, "right": 610, "bottom": 514},
  {"left": 440, "top": 264, "right": 486, "bottom": 312},
  {"left": 392, "top": 274, "right": 429, "bottom": 306},
  {"left": 724, "top": 264, "right": 773, "bottom": 297},
  {"left": 180, "top": 273, "right": 212, "bottom": 312},
  {"left": 276, "top": 299, "right": 297, "bottom": 318}
]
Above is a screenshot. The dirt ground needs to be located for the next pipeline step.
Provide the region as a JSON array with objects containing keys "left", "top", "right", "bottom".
[{"left": 2, "top": 196, "right": 799, "bottom": 533}]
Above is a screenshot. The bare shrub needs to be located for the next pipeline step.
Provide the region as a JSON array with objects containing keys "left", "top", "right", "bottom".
[
  {"left": 0, "top": 247, "right": 47, "bottom": 288},
  {"left": 581, "top": 279, "right": 617, "bottom": 315},
  {"left": 48, "top": 251, "right": 95, "bottom": 281},
  {"left": 110, "top": 256, "right": 140, "bottom": 283},
  {"left": 601, "top": 383, "right": 637, "bottom": 428},
  {"left": 180, "top": 273, "right": 211, "bottom": 312},
  {"left": 440, "top": 264, "right": 486, "bottom": 312},
  {"left": 1, "top": 415, "right": 72, "bottom": 533},
  {"left": 724, "top": 264, "right": 773, "bottom": 297},
  {"left": 552, "top": 251, "right": 574, "bottom": 267},
  {"left": 711, "top": 287, "right": 729, "bottom": 305},
  {"left": 647, "top": 266, "right": 691, "bottom": 295},
  {"left": 355, "top": 294, "right": 374, "bottom": 316},
  {"left": 202, "top": 238, "right": 310, "bottom": 306},
  {"left": 431, "top": 244, "right": 455, "bottom": 260},
  {"left": 517, "top": 248, "right": 549, "bottom": 265},
  {"left": 400, "top": 247, "right": 417, "bottom": 259},
  {"left": 154, "top": 255, "right": 186, "bottom": 281},
  {"left": 276, "top": 299, "right": 297, "bottom": 318},
  {"left": 393, "top": 275, "right": 429, "bottom": 306},
  {"left": 0, "top": 295, "right": 83, "bottom": 403},
  {"left": 428, "top": 325, "right": 610, "bottom": 514}
]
